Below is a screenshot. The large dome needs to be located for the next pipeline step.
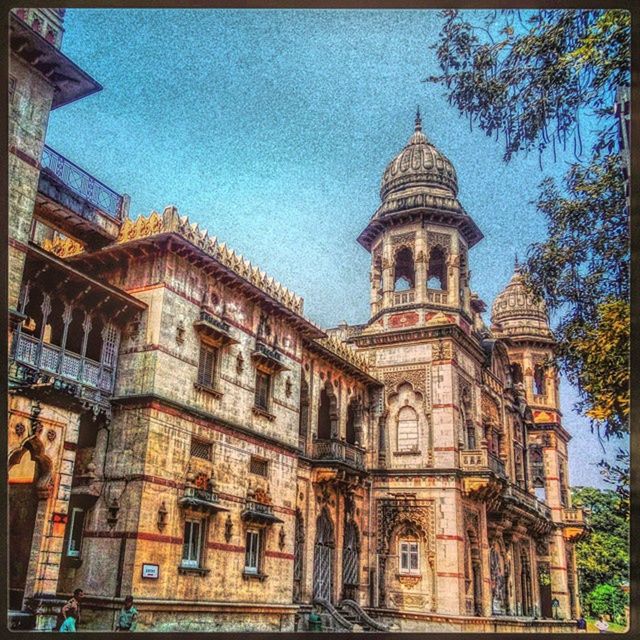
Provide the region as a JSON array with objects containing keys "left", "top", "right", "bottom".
[
  {"left": 491, "top": 264, "right": 553, "bottom": 341},
  {"left": 380, "top": 110, "right": 458, "bottom": 201}
]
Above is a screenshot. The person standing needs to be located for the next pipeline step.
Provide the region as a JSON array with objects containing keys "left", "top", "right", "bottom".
[
  {"left": 595, "top": 616, "right": 610, "bottom": 633},
  {"left": 576, "top": 614, "right": 587, "bottom": 632},
  {"left": 56, "top": 589, "right": 84, "bottom": 631},
  {"left": 59, "top": 613, "right": 77, "bottom": 633},
  {"left": 115, "top": 596, "right": 138, "bottom": 632}
]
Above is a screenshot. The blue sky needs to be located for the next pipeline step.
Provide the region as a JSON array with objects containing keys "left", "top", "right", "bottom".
[{"left": 44, "top": 8, "right": 627, "bottom": 488}]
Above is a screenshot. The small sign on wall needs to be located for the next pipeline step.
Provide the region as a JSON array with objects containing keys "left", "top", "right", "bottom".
[{"left": 142, "top": 563, "right": 159, "bottom": 579}]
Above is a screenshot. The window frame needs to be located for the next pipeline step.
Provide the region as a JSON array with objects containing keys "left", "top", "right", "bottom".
[
  {"left": 66, "top": 507, "right": 85, "bottom": 558},
  {"left": 398, "top": 539, "right": 420, "bottom": 575},
  {"left": 197, "top": 342, "right": 219, "bottom": 391},
  {"left": 397, "top": 405, "right": 419, "bottom": 453},
  {"left": 244, "top": 528, "right": 262, "bottom": 575},
  {"left": 254, "top": 369, "right": 272, "bottom": 412},
  {"left": 181, "top": 519, "right": 205, "bottom": 569}
]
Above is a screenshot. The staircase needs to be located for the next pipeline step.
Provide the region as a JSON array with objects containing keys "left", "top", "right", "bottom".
[{"left": 337, "top": 599, "right": 390, "bottom": 632}]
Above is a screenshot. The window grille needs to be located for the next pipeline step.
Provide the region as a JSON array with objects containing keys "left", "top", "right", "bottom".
[
  {"left": 245, "top": 529, "right": 261, "bottom": 574},
  {"left": 182, "top": 520, "right": 203, "bottom": 568},
  {"left": 101, "top": 323, "right": 119, "bottom": 368},
  {"left": 197, "top": 343, "right": 218, "bottom": 389},
  {"left": 190, "top": 438, "right": 212, "bottom": 461},
  {"left": 254, "top": 370, "right": 271, "bottom": 411},
  {"left": 250, "top": 456, "right": 268, "bottom": 477}
]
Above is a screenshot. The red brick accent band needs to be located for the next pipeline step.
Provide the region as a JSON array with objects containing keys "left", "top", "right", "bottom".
[
  {"left": 265, "top": 551, "right": 294, "bottom": 561},
  {"left": 208, "top": 541, "right": 244, "bottom": 553},
  {"left": 436, "top": 534, "right": 464, "bottom": 541},
  {"left": 63, "top": 441, "right": 77, "bottom": 452},
  {"left": 147, "top": 400, "right": 298, "bottom": 459},
  {"left": 436, "top": 572, "right": 463, "bottom": 578},
  {"left": 433, "top": 447, "right": 458, "bottom": 452},
  {"left": 83, "top": 530, "right": 181, "bottom": 544},
  {"left": 432, "top": 404, "right": 459, "bottom": 410},
  {"left": 9, "top": 144, "right": 41, "bottom": 169}
]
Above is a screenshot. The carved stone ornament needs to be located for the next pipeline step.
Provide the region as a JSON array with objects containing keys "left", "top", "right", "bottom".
[
  {"left": 176, "top": 320, "right": 186, "bottom": 345},
  {"left": 46, "top": 429, "right": 56, "bottom": 442},
  {"left": 15, "top": 423, "right": 26, "bottom": 438},
  {"left": 397, "top": 574, "right": 422, "bottom": 588}
]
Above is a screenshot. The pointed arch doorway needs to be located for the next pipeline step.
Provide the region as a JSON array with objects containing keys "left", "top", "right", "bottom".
[{"left": 313, "top": 508, "right": 335, "bottom": 603}]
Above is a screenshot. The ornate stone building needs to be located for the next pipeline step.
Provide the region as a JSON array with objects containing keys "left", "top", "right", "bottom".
[{"left": 8, "top": 10, "right": 586, "bottom": 632}]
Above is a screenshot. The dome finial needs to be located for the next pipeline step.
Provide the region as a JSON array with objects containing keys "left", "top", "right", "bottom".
[
  {"left": 415, "top": 105, "right": 422, "bottom": 132},
  {"left": 514, "top": 252, "right": 519, "bottom": 269}
]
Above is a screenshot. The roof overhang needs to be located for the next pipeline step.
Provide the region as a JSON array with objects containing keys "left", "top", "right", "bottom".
[
  {"left": 25, "top": 243, "right": 146, "bottom": 317},
  {"left": 357, "top": 206, "right": 484, "bottom": 252},
  {"left": 66, "top": 233, "right": 325, "bottom": 339},
  {"left": 10, "top": 13, "right": 102, "bottom": 109}
]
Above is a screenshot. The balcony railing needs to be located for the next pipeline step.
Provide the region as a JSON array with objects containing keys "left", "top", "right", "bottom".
[
  {"left": 393, "top": 290, "right": 415, "bottom": 306},
  {"left": 255, "top": 340, "right": 282, "bottom": 363},
  {"left": 313, "top": 438, "right": 365, "bottom": 471},
  {"left": 562, "top": 507, "right": 586, "bottom": 524},
  {"left": 505, "top": 484, "right": 552, "bottom": 520},
  {"left": 199, "top": 310, "right": 230, "bottom": 334},
  {"left": 242, "top": 500, "right": 284, "bottom": 524},
  {"left": 427, "top": 290, "right": 449, "bottom": 305},
  {"left": 13, "top": 333, "right": 114, "bottom": 394},
  {"left": 460, "top": 449, "right": 506, "bottom": 478},
  {"left": 179, "top": 486, "right": 228, "bottom": 513},
  {"left": 40, "top": 145, "right": 124, "bottom": 220}
]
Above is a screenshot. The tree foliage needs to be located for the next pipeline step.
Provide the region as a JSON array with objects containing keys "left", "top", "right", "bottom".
[
  {"left": 571, "top": 487, "right": 629, "bottom": 599},
  {"left": 428, "top": 9, "right": 630, "bottom": 448},
  {"left": 585, "top": 584, "right": 628, "bottom": 623}
]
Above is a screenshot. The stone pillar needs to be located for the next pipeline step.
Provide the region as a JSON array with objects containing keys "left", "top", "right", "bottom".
[
  {"left": 414, "top": 231, "right": 427, "bottom": 304},
  {"left": 381, "top": 239, "right": 394, "bottom": 310}
]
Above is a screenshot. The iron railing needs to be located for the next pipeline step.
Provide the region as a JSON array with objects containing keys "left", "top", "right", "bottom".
[
  {"left": 460, "top": 449, "right": 506, "bottom": 479},
  {"left": 13, "top": 333, "right": 114, "bottom": 394},
  {"left": 244, "top": 500, "right": 275, "bottom": 517},
  {"left": 506, "top": 484, "right": 552, "bottom": 520},
  {"left": 199, "top": 309, "right": 231, "bottom": 334},
  {"left": 313, "top": 438, "right": 365, "bottom": 470},
  {"left": 254, "top": 340, "right": 283, "bottom": 363},
  {"left": 41, "top": 145, "right": 124, "bottom": 220},
  {"left": 182, "top": 486, "right": 220, "bottom": 505}
]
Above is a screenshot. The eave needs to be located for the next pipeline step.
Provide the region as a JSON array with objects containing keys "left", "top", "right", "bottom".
[
  {"left": 304, "top": 338, "right": 382, "bottom": 386},
  {"left": 65, "top": 233, "right": 326, "bottom": 340},
  {"left": 25, "top": 243, "right": 146, "bottom": 317},
  {"left": 10, "top": 14, "right": 102, "bottom": 109},
  {"left": 357, "top": 206, "right": 484, "bottom": 252}
]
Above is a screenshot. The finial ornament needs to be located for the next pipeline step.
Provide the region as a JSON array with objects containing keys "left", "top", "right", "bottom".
[
  {"left": 514, "top": 252, "right": 519, "bottom": 269},
  {"left": 415, "top": 106, "right": 422, "bottom": 132}
]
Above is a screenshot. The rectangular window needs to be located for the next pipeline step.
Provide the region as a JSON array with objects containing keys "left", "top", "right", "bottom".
[
  {"left": 254, "top": 370, "right": 271, "bottom": 411},
  {"left": 466, "top": 422, "right": 476, "bottom": 450},
  {"left": 197, "top": 343, "right": 218, "bottom": 389},
  {"left": 245, "top": 530, "right": 261, "bottom": 574},
  {"left": 182, "top": 520, "right": 204, "bottom": 568},
  {"left": 67, "top": 508, "right": 85, "bottom": 557},
  {"left": 190, "top": 437, "right": 212, "bottom": 461},
  {"left": 399, "top": 541, "right": 419, "bottom": 574},
  {"left": 249, "top": 456, "right": 268, "bottom": 478}
]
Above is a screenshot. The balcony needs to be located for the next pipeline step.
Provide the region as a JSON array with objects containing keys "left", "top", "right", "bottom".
[
  {"left": 12, "top": 333, "right": 114, "bottom": 396},
  {"left": 241, "top": 500, "right": 284, "bottom": 525},
  {"left": 312, "top": 438, "right": 366, "bottom": 472},
  {"left": 393, "top": 290, "right": 415, "bottom": 306},
  {"left": 36, "top": 146, "right": 126, "bottom": 247},
  {"left": 562, "top": 507, "right": 588, "bottom": 542},
  {"left": 193, "top": 309, "right": 237, "bottom": 346},
  {"left": 178, "top": 486, "right": 228, "bottom": 513},
  {"left": 460, "top": 449, "right": 507, "bottom": 478},
  {"left": 505, "top": 484, "right": 552, "bottom": 520},
  {"left": 251, "top": 340, "right": 288, "bottom": 372}
]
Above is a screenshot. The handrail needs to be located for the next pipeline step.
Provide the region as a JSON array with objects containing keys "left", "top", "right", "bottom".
[
  {"left": 41, "top": 145, "right": 124, "bottom": 219},
  {"left": 339, "top": 599, "right": 389, "bottom": 631},
  {"left": 312, "top": 598, "right": 353, "bottom": 631}
]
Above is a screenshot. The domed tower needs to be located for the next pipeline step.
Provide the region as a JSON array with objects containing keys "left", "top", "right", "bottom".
[
  {"left": 358, "top": 109, "right": 483, "bottom": 329},
  {"left": 492, "top": 262, "right": 584, "bottom": 621}
]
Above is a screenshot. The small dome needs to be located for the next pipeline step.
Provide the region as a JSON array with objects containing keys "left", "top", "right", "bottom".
[
  {"left": 491, "top": 263, "right": 552, "bottom": 340},
  {"left": 380, "top": 109, "right": 458, "bottom": 202}
]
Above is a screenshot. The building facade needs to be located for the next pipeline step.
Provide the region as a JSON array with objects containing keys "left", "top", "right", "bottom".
[{"left": 8, "top": 10, "right": 586, "bottom": 632}]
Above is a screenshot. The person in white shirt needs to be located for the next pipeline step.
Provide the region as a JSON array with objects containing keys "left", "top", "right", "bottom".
[{"left": 595, "top": 616, "right": 609, "bottom": 633}]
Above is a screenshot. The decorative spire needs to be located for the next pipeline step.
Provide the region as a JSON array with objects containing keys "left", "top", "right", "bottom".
[
  {"left": 415, "top": 105, "right": 422, "bottom": 132},
  {"left": 514, "top": 252, "right": 519, "bottom": 269}
]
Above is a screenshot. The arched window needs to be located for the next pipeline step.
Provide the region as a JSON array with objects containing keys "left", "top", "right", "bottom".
[
  {"left": 293, "top": 509, "right": 305, "bottom": 602},
  {"left": 342, "top": 521, "right": 360, "bottom": 599},
  {"left": 65, "top": 308, "right": 86, "bottom": 355},
  {"left": 298, "top": 375, "right": 309, "bottom": 445},
  {"left": 397, "top": 405, "right": 419, "bottom": 453},
  {"left": 510, "top": 363, "right": 523, "bottom": 385},
  {"left": 313, "top": 508, "right": 335, "bottom": 602},
  {"left": 533, "top": 365, "right": 545, "bottom": 395},
  {"left": 427, "top": 246, "right": 447, "bottom": 290},
  {"left": 346, "top": 398, "right": 359, "bottom": 445},
  {"left": 317, "top": 382, "right": 336, "bottom": 440},
  {"left": 393, "top": 247, "right": 415, "bottom": 291}
]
